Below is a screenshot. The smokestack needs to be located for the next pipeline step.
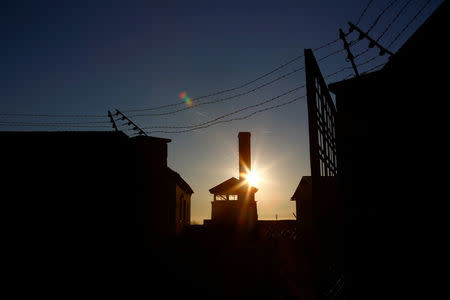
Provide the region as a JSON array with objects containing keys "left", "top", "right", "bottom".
[{"left": 238, "top": 132, "right": 251, "bottom": 180}]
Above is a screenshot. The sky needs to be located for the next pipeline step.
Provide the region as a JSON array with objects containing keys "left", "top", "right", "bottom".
[{"left": 1, "top": 0, "right": 444, "bottom": 223}]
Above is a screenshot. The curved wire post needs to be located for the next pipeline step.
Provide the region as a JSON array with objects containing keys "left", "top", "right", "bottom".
[
  {"left": 114, "top": 109, "right": 147, "bottom": 136},
  {"left": 348, "top": 22, "right": 394, "bottom": 56},
  {"left": 108, "top": 110, "right": 118, "bottom": 132},
  {"left": 339, "top": 29, "right": 360, "bottom": 77}
]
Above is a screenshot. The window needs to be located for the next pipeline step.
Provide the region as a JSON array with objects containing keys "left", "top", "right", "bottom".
[
  {"left": 229, "top": 195, "right": 238, "bottom": 200},
  {"left": 215, "top": 195, "right": 227, "bottom": 201}
]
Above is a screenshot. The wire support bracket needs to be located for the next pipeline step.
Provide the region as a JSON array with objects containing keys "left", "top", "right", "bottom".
[
  {"left": 339, "top": 28, "right": 360, "bottom": 77},
  {"left": 348, "top": 22, "right": 394, "bottom": 56}
]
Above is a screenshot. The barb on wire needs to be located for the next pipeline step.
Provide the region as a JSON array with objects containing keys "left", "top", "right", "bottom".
[
  {"left": 326, "top": 54, "right": 384, "bottom": 79},
  {"left": 113, "top": 110, "right": 147, "bottom": 136},
  {"left": 348, "top": 22, "right": 394, "bottom": 56}
]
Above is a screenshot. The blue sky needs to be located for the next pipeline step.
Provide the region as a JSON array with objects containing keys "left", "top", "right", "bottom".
[{"left": 1, "top": 0, "right": 443, "bottom": 222}]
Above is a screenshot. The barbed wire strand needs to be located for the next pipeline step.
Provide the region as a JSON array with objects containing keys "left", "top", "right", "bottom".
[
  {"left": 353, "top": 0, "right": 415, "bottom": 60},
  {"left": 129, "top": 48, "right": 348, "bottom": 118},
  {"left": 356, "top": 0, "right": 376, "bottom": 25},
  {"left": 387, "top": 0, "right": 432, "bottom": 49},
  {"left": 129, "top": 66, "right": 305, "bottom": 117},
  {"left": 377, "top": 0, "right": 414, "bottom": 42},
  {"left": 141, "top": 52, "right": 384, "bottom": 132},
  {"left": 147, "top": 95, "right": 306, "bottom": 134},
  {"left": 143, "top": 84, "right": 306, "bottom": 129},
  {"left": 122, "top": 39, "right": 345, "bottom": 114}
]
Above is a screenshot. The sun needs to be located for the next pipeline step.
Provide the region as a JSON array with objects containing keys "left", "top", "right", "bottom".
[{"left": 245, "top": 170, "right": 260, "bottom": 187}]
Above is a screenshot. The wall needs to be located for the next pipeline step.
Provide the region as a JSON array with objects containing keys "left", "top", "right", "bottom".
[
  {"left": 329, "top": 4, "right": 449, "bottom": 297},
  {"left": 132, "top": 137, "right": 171, "bottom": 241},
  {"left": 1, "top": 131, "right": 138, "bottom": 274},
  {"left": 174, "top": 184, "right": 191, "bottom": 235},
  {"left": 210, "top": 193, "right": 257, "bottom": 229}
]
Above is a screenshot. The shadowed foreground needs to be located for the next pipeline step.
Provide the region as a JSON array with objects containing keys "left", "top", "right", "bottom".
[
  {"left": 13, "top": 224, "right": 320, "bottom": 299},
  {"left": 130, "top": 225, "right": 315, "bottom": 299}
]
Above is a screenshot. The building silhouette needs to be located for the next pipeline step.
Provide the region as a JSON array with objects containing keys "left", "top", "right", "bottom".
[
  {"left": 291, "top": 2, "right": 449, "bottom": 298},
  {"left": 1, "top": 131, "right": 193, "bottom": 259},
  {"left": 291, "top": 176, "right": 312, "bottom": 224},
  {"left": 168, "top": 167, "right": 194, "bottom": 235},
  {"left": 206, "top": 132, "right": 258, "bottom": 228}
]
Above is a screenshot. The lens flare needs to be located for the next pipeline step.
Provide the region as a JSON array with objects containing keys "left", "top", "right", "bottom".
[
  {"left": 179, "top": 91, "right": 194, "bottom": 107},
  {"left": 245, "top": 171, "right": 260, "bottom": 187}
]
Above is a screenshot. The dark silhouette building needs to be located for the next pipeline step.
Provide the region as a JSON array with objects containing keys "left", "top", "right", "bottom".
[
  {"left": 1, "top": 131, "right": 193, "bottom": 258},
  {"left": 291, "top": 176, "right": 312, "bottom": 224},
  {"left": 292, "top": 3, "right": 450, "bottom": 298},
  {"left": 168, "top": 167, "right": 194, "bottom": 235},
  {"left": 324, "top": 2, "right": 449, "bottom": 298},
  {"left": 206, "top": 132, "right": 258, "bottom": 228}
]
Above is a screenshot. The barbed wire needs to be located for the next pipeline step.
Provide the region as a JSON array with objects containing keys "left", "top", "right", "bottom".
[
  {"left": 356, "top": 0, "right": 376, "bottom": 25},
  {"left": 143, "top": 84, "right": 306, "bottom": 130},
  {"left": 146, "top": 94, "right": 306, "bottom": 134},
  {"left": 141, "top": 52, "right": 385, "bottom": 132},
  {"left": 1, "top": 0, "right": 439, "bottom": 133},
  {"left": 377, "top": 0, "right": 414, "bottom": 42},
  {"left": 366, "top": 0, "right": 401, "bottom": 34},
  {"left": 129, "top": 46, "right": 350, "bottom": 118},
  {"left": 387, "top": 0, "right": 433, "bottom": 49},
  {"left": 129, "top": 65, "right": 305, "bottom": 117},
  {"left": 122, "top": 53, "right": 305, "bottom": 113},
  {"left": 121, "top": 39, "right": 345, "bottom": 114}
]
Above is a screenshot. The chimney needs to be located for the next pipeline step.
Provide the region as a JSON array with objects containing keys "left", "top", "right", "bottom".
[{"left": 238, "top": 132, "right": 251, "bottom": 180}]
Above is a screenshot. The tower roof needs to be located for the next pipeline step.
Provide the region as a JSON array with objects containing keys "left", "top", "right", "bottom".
[{"left": 209, "top": 177, "right": 258, "bottom": 194}]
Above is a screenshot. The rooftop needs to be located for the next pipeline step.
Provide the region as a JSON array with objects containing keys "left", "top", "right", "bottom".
[
  {"left": 209, "top": 177, "right": 258, "bottom": 194},
  {"left": 167, "top": 167, "right": 194, "bottom": 194}
]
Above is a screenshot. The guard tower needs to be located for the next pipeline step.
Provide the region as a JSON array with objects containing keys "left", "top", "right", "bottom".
[{"left": 208, "top": 132, "right": 258, "bottom": 228}]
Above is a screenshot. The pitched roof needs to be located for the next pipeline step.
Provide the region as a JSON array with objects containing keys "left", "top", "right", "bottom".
[
  {"left": 291, "top": 176, "right": 339, "bottom": 201},
  {"left": 209, "top": 177, "right": 258, "bottom": 194},
  {"left": 291, "top": 176, "right": 311, "bottom": 201},
  {"left": 167, "top": 167, "right": 194, "bottom": 194}
]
